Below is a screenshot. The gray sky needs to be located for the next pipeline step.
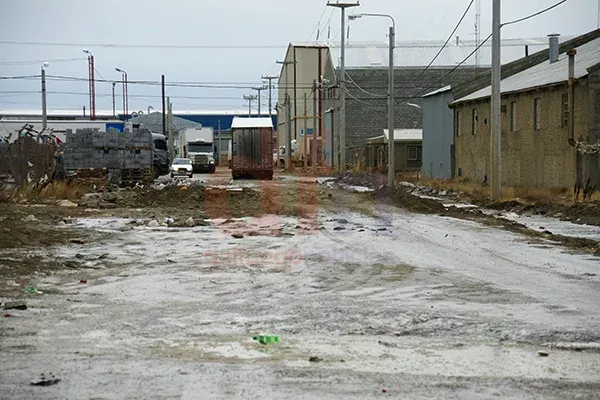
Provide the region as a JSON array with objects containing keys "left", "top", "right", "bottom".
[{"left": 0, "top": 0, "right": 596, "bottom": 113}]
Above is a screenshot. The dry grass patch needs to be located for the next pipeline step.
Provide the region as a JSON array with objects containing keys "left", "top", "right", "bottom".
[
  {"left": 2, "top": 181, "right": 87, "bottom": 203},
  {"left": 419, "top": 178, "right": 580, "bottom": 205}
]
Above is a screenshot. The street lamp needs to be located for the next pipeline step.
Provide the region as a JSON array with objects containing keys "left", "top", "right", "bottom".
[
  {"left": 349, "top": 12, "right": 396, "bottom": 187},
  {"left": 115, "top": 67, "right": 128, "bottom": 115},
  {"left": 148, "top": 105, "right": 154, "bottom": 114},
  {"left": 41, "top": 62, "right": 49, "bottom": 131},
  {"left": 82, "top": 49, "right": 96, "bottom": 120}
]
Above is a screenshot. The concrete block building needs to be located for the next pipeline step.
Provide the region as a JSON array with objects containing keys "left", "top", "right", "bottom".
[
  {"left": 451, "top": 30, "right": 600, "bottom": 188},
  {"left": 278, "top": 36, "right": 567, "bottom": 168}
]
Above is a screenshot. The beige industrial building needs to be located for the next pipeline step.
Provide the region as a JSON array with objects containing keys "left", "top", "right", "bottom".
[{"left": 451, "top": 30, "right": 600, "bottom": 189}]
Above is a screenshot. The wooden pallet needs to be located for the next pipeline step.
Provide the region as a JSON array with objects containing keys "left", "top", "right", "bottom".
[
  {"left": 120, "top": 167, "right": 154, "bottom": 186},
  {"left": 76, "top": 168, "right": 108, "bottom": 179}
]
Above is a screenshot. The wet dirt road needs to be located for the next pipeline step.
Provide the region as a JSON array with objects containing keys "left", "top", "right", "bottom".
[{"left": 1, "top": 176, "right": 600, "bottom": 399}]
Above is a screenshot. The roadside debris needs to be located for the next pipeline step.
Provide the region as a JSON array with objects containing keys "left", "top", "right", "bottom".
[
  {"left": 21, "top": 215, "right": 38, "bottom": 223},
  {"left": 147, "top": 220, "right": 160, "bottom": 228},
  {"left": 253, "top": 335, "right": 279, "bottom": 344},
  {"left": 57, "top": 199, "right": 78, "bottom": 208},
  {"left": 3, "top": 301, "right": 27, "bottom": 310},
  {"left": 26, "top": 286, "right": 42, "bottom": 294},
  {"left": 309, "top": 356, "right": 323, "bottom": 363},
  {"left": 70, "top": 238, "right": 86, "bottom": 245},
  {"left": 79, "top": 279, "right": 87, "bottom": 284},
  {"left": 185, "top": 217, "right": 195, "bottom": 227},
  {"left": 30, "top": 373, "right": 61, "bottom": 386},
  {"left": 3, "top": 313, "right": 11, "bottom": 317},
  {"left": 232, "top": 233, "right": 244, "bottom": 239},
  {"left": 538, "top": 351, "right": 549, "bottom": 357}
]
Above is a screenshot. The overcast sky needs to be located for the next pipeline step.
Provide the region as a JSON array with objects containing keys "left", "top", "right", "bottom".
[{"left": 0, "top": 0, "right": 597, "bottom": 113}]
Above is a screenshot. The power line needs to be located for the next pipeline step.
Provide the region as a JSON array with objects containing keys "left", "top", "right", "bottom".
[
  {"left": 0, "top": 57, "right": 86, "bottom": 66},
  {"left": 305, "top": 5, "right": 329, "bottom": 44},
  {"left": 502, "top": 0, "right": 569, "bottom": 26},
  {"left": 398, "top": 33, "right": 493, "bottom": 99},
  {"left": 398, "top": 0, "right": 475, "bottom": 93},
  {"left": 345, "top": 71, "right": 386, "bottom": 98},
  {"left": 0, "top": 40, "right": 287, "bottom": 49}
]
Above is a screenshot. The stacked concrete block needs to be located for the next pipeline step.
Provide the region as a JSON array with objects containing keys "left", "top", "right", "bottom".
[{"left": 63, "top": 128, "right": 153, "bottom": 172}]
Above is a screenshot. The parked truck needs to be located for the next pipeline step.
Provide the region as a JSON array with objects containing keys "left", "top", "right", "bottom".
[
  {"left": 181, "top": 127, "right": 215, "bottom": 173},
  {"left": 230, "top": 117, "right": 273, "bottom": 180}
]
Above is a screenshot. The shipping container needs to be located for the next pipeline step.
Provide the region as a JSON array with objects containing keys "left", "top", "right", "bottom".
[{"left": 231, "top": 117, "right": 273, "bottom": 180}]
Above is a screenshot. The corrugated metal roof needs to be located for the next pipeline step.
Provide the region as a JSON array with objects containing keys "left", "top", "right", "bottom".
[
  {"left": 455, "top": 36, "right": 600, "bottom": 103},
  {"left": 129, "top": 112, "right": 202, "bottom": 133},
  {"left": 231, "top": 117, "right": 273, "bottom": 129},
  {"left": 377, "top": 128, "right": 423, "bottom": 141},
  {"left": 322, "top": 36, "right": 573, "bottom": 69},
  {"left": 423, "top": 85, "right": 452, "bottom": 98}
]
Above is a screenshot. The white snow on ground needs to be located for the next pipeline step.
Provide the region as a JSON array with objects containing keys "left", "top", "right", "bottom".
[
  {"left": 494, "top": 211, "right": 600, "bottom": 240},
  {"left": 4, "top": 196, "right": 600, "bottom": 398}
]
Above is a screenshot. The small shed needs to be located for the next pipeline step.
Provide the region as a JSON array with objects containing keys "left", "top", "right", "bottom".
[{"left": 364, "top": 129, "right": 423, "bottom": 172}]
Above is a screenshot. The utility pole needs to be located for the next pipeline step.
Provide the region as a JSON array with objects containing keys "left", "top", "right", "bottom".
[
  {"left": 475, "top": 0, "right": 481, "bottom": 70},
  {"left": 41, "top": 62, "right": 49, "bottom": 131},
  {"left": 83, "top": 50, "right": 96, "bottom": 120},
  {"left": 388, "top": 23, "right": 395, "bottom": 188},
  {"left": 161, "top": 74, "right": 166, "bottom": 135},
  {"left": 490, "top": 0, "right": 502, "bottom": 200},
  {"left": 252, "top": 86, "right": 266, "bottom": 115},
  {"left": 243, "top": 94, "right": 257, "bottom": 117},
  {"left": 312, "top": 80, "right": 318, "bottom": 175},
  {"left": 327, "top": 1, "right": 360, "bottom": 175},
  {"left": 286, "top": 94, "right": 292, "bottom": 171},
  {"left": 116, "top": 68, "right": 127, "bottom": 115},
  {"left": 111, "top": 82, "right": 116, "bottom": 117},
  {"left": 167, "top": 97, "right": 174, "bottom": 162},
  {"left": 218, "top": 119, "right": 222, "bottom": 166},
  {"left": 303, "top": 93, "right": 308, "bottom": 169},
  {"left": 277, "top": 60, "right": 296, "bottom": 169},
  {"left": 261, "top": 75, "right": 278, "bottom": 117}
]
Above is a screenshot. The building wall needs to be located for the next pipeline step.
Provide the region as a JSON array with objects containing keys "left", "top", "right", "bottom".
[
  {"left": 364, "top": 140, "right": 422, "bottom": 172},
  {"left": 454, "top": 81, "right": 589, "bottom": 188},
  {"left": 422, "top": 90, "right": 454, "bottom": 179},
  {"left": 277, "top": 46, "right": 328, "bottom": 158},
  {"left": 321, "top": 67, "right": 484, "bottom": 168},
  {"left": 587, "top": 65, "right": 600, "bottom": 187}
]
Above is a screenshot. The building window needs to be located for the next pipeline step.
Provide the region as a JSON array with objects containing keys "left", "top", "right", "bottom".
[
  {"left": 472, "top": 108, "right": 478, "bottom": 135},
  {"left": 510, "top": 101, "right": 517, "bottom": 132},
  {"left": 407, "top": 146, "right": 422, "bottom": 168},
  {"left": 456, "top": 111, "right": 461, "bottom": 136},
  {"left": 534, "top": 98, "right": 541, "bottom": 131},
  {"left": 561, "top": 93, "right": 569, "bottom": 127}
]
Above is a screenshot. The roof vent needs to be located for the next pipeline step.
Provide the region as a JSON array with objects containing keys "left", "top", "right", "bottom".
[{"left": 548, "top": 33, "right": 560, "bottom": 63}]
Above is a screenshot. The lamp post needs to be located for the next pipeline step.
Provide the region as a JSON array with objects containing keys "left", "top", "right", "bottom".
[
  {"left": 41, "top": 62, "right": 49, "bottom": 131},
  {"left": 82, "top": 49, "right": 96, "bottom": 120},
  {"left": 148, "top": 105, "right": 154, "bottom": 114},
  {"left": 111, "top": 82, "right": 116, "bottom": 117},
  {"left": 349, "top": 13, "right": 395, "bottom": 187},
  {"left": 115, "top": 67, "right": 128, "bottom": 115}
]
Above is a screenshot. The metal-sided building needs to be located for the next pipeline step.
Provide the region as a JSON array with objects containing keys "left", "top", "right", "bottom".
[{"left": 422, "top": 86, "right": 455, "bottom": 179}]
